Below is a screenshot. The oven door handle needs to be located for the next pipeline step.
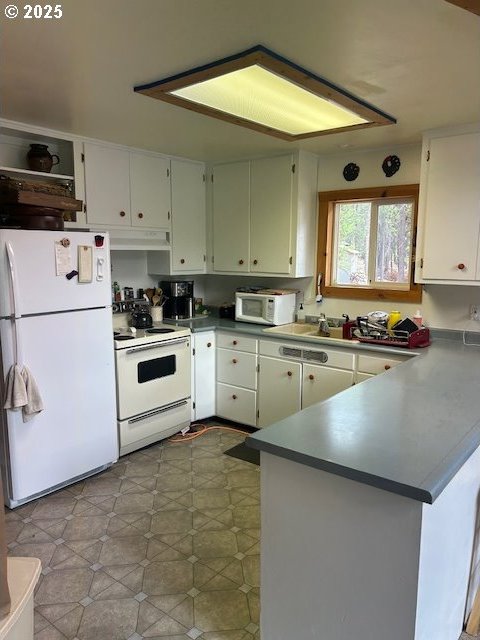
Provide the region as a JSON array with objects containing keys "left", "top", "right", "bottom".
[
  {"left": 128, "top": 398, "right": 189, "bottom": 424},
  {"left": 125, "top": 337, "right": 189, "bottom": 354}
]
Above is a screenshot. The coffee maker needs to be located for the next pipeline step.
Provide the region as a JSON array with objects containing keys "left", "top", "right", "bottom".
[{"left": 161, "top": 280, "right": 194, "bottom": 320}]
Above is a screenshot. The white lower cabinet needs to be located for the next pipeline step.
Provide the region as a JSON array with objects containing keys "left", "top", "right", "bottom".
[
  {"left": 257, "top": 356, "right": 302, "bottom": 428},
  {"left": 191, "top": 331, "right": 216, "bottom": 421},
  {"left": 357, "top": 353, "right": 406, "bottom": 377},
  {"left": 216, "top": 383, "right": 257, "bottom": 427},
  {"left": 215, "top": 332, "right": 258, "bottom": 427},
  {"left": 302, "top": 363, "right": 354, "bottom": 408}
]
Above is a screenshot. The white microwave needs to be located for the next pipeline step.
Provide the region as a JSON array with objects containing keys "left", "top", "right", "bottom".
[{"left": 235, "top": 291, "right": 296, "bottom": 325}]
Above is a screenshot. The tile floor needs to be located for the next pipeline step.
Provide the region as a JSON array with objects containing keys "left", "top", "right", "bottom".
[
  {"left": 4, "top": 424, "right": 478, "bottom": 640},
  {"left": 5, "top": 426, "right": 260, "bottom": 640}
]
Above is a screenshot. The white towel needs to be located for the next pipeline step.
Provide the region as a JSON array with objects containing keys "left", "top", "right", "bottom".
[
  {"left": 20, "top": 366, "right": 43, "bottom": 422},
  {"left": 3, "top": 365, "right": 27, "bottom": 411},
  {"left": 4, "top": 365, "right": 44, "bottom": 422}
]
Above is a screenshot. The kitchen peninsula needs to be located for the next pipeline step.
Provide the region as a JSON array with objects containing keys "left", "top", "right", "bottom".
[{"left": 246, "top": 336, "right": 480, "bottom": 640}]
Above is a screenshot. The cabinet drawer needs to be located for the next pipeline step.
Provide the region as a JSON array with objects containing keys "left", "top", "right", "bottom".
[
  {"left": 357, "top": 354, "right": 406, "bottom": 375},
  {"left": 217, "top": 332, "right": 258, "bottom": 353},
  {"left": 217, "top": 349, "right": 257, "bottom": 389},
  {"left": 216, "top": 383, "right": 257, "bottom": 427}
]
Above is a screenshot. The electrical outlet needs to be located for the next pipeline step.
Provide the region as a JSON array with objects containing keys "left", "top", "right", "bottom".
[{"left": 470, "top": 305, "right": 479, "bottom": 321}]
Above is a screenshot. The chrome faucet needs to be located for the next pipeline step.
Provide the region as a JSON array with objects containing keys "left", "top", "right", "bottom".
[{"left": 317, "top": 313, "right": 330, "bottom": 337}]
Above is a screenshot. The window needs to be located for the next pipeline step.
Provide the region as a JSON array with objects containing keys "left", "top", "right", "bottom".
[{"left": 317, "top": 184, "right": 421, "bottom": 302}]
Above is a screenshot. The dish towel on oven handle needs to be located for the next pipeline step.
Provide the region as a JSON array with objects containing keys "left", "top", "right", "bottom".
[{"left": 4, "top": 364, "right": 44, "bottom": 422}]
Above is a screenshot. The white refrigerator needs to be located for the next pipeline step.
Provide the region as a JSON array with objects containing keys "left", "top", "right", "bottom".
[{"left": 0, "top": 229, "right": 118, "bottom": 508}]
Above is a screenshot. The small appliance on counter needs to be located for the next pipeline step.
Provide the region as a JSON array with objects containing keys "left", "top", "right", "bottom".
[
  {"left": 235, "top": 288, "right": 296, "bottom": 325},
  {"left": 161, "top": 280, "right": 194, "bottom": 320},
  {"left": 219, "top": 303, "right": 236, "bottom": 320},
  {"left": 130, "top": 303, "right": 153, "bottom": 329}
]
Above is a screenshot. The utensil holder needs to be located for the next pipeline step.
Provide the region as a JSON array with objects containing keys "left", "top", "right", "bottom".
[{"left": 151, "top": 306, "right": 163, "bottom": 323}]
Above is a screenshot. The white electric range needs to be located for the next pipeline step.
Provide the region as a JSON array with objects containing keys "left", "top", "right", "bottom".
[{"left": 113, "top": 324, "right": 191, "bottom": 455}]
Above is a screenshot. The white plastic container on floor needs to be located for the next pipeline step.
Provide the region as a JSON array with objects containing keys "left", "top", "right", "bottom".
[{"left": 0, "top": 557, "right": 41, "bottom": 640}]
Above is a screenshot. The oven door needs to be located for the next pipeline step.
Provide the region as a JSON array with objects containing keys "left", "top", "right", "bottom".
[{"left": 115, "top": 336, "right": 191, "bottom": 420}]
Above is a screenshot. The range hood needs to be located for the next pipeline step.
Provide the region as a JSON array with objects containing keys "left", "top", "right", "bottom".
[{"left": 90, "top": 228, "right": 170, "bottom": 251}]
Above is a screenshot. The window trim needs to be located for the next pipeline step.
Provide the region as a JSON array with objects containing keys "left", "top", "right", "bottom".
[{"left": 317, "top": 184, "right": 422, "bottom": 303}]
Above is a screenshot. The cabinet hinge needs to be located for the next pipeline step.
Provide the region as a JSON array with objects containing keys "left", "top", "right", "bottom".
[
  {"left": 420, "top": 258, "right": 424, "bottom": 269},
  {"left": 167, "top": 211, "right": 170, "bottom": 220},
  {"left": 256, "top": 363, "right": 260, "bottom": 373},
  {"left": 426, "top": 150, "right": 430, "bottom": 162},
  {"left": 211, "top": 174, "right": 214, "bottom": 183},
  {"left": 292, "top": 163, "right": 296, "bottom": 173},
  {"left": 193, "top": 401, "right": 196, "bottom": 409},
  {"left": 81, "top": 152, "right": 85, "bottom": 163},
  {"left": 289, "top": 256, "right": 293, "bottom": 265},
  {"left": 203, "top": 255, "right": 206, "bottom": 262},
  {"left": 212, "top": 256, "right": 214, "bottom": 264},
  {"left": 83, "top": 204, "right": 87, "bottom": 213},
  {"left": 256, "top": 409, "right": 259, "bottom": 419},
  {"left": 203, "top": 174, "right": 206, "bottom": 183},
  {"left": 192, "top": 348, "right": 195, "bottom": 356},
  {"left": 167, "top": 168, "right": 170, "bottom": 177}
]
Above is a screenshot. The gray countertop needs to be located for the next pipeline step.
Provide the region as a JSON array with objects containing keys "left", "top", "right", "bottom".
[{"left": 166, "top": 316, "right": 480, "bottom": 504}]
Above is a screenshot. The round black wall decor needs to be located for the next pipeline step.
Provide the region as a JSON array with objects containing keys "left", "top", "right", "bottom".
[
  {"left": 343, "top": 162, "right": 360, "bottom": 182},
  {"left": 382, "top": 155, "right": 401, "bottom": 177}
]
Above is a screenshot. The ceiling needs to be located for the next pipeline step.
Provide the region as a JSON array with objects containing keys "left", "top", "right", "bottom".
[{"left": 1, "top": 0, "right": 479, "bottom": 162}]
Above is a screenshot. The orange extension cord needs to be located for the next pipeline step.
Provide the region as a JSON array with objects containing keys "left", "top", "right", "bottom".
[{"left": 169, "top": 422, "right": 250, "bottom": 443}]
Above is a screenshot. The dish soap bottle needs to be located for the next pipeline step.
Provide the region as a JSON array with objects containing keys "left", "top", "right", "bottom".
[
  {"left": 297, "top": 303, "right": 305, "bottom": 323},
  {"left": 413, "top": 309, "right": 423, "bottom": 328}
]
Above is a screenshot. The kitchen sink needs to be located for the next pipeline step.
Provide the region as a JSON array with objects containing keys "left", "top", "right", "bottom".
[{"left": 263, "top": 323, "right": 351, "bottom": 341}]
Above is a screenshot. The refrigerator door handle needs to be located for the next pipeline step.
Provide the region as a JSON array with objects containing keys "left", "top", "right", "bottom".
[{"left": 6, "top": 242, "right": 21, "bottom": 319}]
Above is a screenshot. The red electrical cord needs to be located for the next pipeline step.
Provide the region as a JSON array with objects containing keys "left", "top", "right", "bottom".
[{"left": 169, "top": 422, "right": 250, "bottom": 443}]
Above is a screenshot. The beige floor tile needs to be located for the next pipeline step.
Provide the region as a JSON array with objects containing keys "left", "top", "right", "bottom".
[
  {"left": 232, "top": 506, "right": 260, "bottom": 530},
  {"left": 62, "top": 515, "right": 110, "bottom": 541},
  {"left": 76, "top": 598, "right": 139, "bottom": 640},
  {"left": 143, "top": 560, "right": 194, "bottom": 595},
  {"left": 113, "top": 492, "right": 154, "bottom": 514},
  {"left": 193, "top": 531, "right": 238, "bottom": 559},
  {"left": 193, "top": 488, "right": 231, "bottom": 511},
  {"left": 194, "top": 590, "right": 250, "bottom": 631},
  {"left": 99, "top": 535, "right": 148, "bottom": 566},
  {"left": 150, "top": 509, "right": 192, "bottom": 535},
  {"left": 35, "top": 568, "right": 93, "bottom": 604}
]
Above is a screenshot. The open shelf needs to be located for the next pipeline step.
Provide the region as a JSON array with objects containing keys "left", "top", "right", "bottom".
[{"left": 0, "top": 166, "right": 74, "bottom": 181}]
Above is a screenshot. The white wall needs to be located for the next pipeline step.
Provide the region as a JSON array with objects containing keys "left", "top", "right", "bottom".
[{"left": 110, "top": 251, "right": 158, "bottom": 295}]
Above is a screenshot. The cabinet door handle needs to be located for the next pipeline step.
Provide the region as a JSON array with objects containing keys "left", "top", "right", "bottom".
[
  {"left": 232, "top": 394, "right": 237, "bottom": 400},
  {"left": 119, "top": 211, "right": 126, "bottom": 217},
  {"left": 138, "top": 212, "right": 144, "bottom": 219},
  {"left": 180, "top": 258, "right": 185, "bottom": 264},
  {"left": 207, "top": 342, "right": 212, "bottom": 348},
  {"left": 287, "top": 371, "right": 293, "bottom": 377},
  {"left": 384, "top": 364, "right": 391, "bottom": 370},
  {"left": 457, "top": 263, "right": 466, "bottom": 270},
  {"left": 232, "top": 359, "right": 237, "bottom": 364},
  {"left": 239, "top": 259, "right": 244, "bottom": 265},
  {"left": 253, "top": 259, "right": 258, "bottom": 265},
  {"left": 308, "top": 374, "right": 314, "bottom": 380},
  {"left": 233, "top": 340, "right": 238, "bottom": 345}
]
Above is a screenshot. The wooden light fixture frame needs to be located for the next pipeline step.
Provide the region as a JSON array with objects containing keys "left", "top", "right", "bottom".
[{"left": 134, "top": 45, "right": 396, "bottom": 141}]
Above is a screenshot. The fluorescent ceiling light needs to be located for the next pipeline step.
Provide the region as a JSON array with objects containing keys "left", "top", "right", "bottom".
[{"left": 134, "top": 45, "right": 395, "bottom": 141}]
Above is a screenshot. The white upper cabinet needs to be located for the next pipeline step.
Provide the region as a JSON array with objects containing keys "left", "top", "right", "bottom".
[
  {"left": 212, "top": 161, "right": 250, "bottom": 272},
  {"left": 250, "top": 155, "right": 293, "bottom": 274},
  {"left": 84, "top": 142, "right": 171, "bottom": 230},
  {"left": 210, "top": 151, "right": 318, "bottom": 277},
  {"left": 129, "top": 152, "right": 170, "bottom": 229},
  {"left": 84, "top": 142, "right": 131, "bottom": 226},
  {"left": 170, "top": 159, "right": 206, "bottom": 273},
  {"left": 416, "top": 125, "right": 480, "bottom": 284}
]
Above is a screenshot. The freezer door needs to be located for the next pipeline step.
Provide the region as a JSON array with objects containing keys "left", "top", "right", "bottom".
[
  {"left": 0, "top": 307, "right": 118, "bottom": 504},
  {"left": 0, "top": 229, "right": 111, "bottom": 317}
]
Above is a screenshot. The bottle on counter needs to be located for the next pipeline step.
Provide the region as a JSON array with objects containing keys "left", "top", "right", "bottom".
[
  {"left": 113, "top": 281, "right": 121, "bottom": 303},
  {"left": 413, "top": 309, "right": 423, "bottom": 328},
  {"left": 387, "top": 310, "right": 401, "bottom": 330},
  {"left": 297, "top": 303, "right": 305, "bottom": 322}
]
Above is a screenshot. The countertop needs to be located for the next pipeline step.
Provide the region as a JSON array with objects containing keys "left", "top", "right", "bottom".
[{"left": 166, "top": 316, "right": 480, "bottom": 504}]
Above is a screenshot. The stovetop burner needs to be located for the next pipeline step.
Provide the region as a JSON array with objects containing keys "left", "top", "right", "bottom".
[
  {"left": 145, "top": 328, "right": 175, "bottom": 334},
  {"left": 114, "top": 334, "right": 135, "bottom": 341}
]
